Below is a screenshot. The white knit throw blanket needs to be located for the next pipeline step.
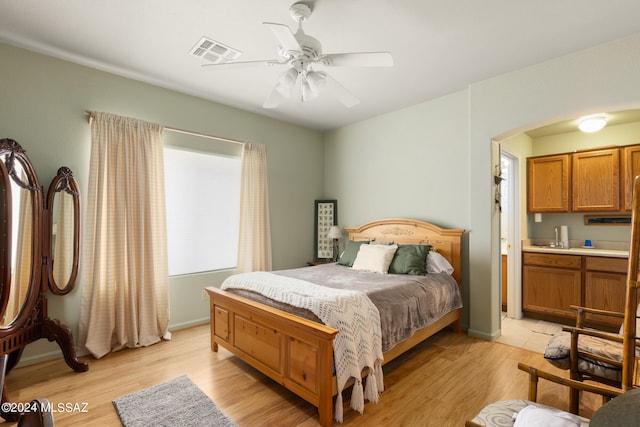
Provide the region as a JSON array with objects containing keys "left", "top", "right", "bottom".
[{"left": 221, "top": 271, "right": 384, "bottom": 422}]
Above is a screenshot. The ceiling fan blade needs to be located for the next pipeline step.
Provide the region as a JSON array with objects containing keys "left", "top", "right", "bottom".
[
  {"left": 263, "top": 22, "right": 302, "bottom": 55},
  {"left": 322, "top": 73, "right": 360, "bottom": 107},
  {"left": 317, "top": 52, "right": 394, "bottom": 67},
  {"left": 263, "top": 86, "right": 285, "bottom": 109},
  {"left": 202, "top": 60, "right": 286, "bottom": 70},
  {"left": 301, "top": 79, "right": 318, "bottom": 102}
]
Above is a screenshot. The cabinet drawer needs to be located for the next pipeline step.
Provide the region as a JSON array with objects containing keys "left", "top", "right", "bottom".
[
  {"left": 585, "top": 256, "right": 628, "bottom": 274},
  {"left": 523, "top": 253, "right": 581, "bottom": 269}
]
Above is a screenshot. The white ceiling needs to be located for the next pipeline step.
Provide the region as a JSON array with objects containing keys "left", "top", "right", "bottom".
[{"left": 2, "top": 0, "right": 640, "bottom": 131}]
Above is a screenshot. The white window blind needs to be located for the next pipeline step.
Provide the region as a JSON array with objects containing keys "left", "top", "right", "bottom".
[{"left": 163, "top": 146, "right": 241, "bottom": 276}]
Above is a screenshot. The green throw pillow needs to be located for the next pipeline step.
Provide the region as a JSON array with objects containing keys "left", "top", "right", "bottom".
[
  {"left": 338, "top": 240, "right": 369, "bottom": 267},
  {"left": 388, "top": 244, "right": 432, "bottom": 275}
]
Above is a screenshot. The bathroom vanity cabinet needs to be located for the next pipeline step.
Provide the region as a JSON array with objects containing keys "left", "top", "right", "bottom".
[{"left": 522, "top": 251, "right": 627, "bottom": 331}]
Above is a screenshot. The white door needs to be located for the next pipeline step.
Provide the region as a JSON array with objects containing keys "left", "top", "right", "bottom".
[{"left": 500, "top": 150, "right": 522, "bottom": 319}]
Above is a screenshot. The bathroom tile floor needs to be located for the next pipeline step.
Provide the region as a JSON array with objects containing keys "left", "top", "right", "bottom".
[{"left": 495, "top": 314, "right": 563, "bottom": 354}]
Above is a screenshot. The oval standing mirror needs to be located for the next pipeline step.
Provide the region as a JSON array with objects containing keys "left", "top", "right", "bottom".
[
  {"left": 0, "top": 161, "right": 10, "bottom": 320},
  {"left": 0, "top": 140, "right": 86, "bottom": 415},
  {"left": 0, "top": 147, "right": 39, "bottom": 327},
  {"left": 46, "top": 167, "right": 80, "bottom": 295}
]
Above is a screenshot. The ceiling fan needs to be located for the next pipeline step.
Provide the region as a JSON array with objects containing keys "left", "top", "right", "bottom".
[{"left": 203, "top": 1, "right": 394, "bottom": 109}]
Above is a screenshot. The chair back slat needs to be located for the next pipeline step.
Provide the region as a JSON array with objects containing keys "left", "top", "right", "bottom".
[{"left": 622, "top": 175, "right": 640, "bottom": 390}]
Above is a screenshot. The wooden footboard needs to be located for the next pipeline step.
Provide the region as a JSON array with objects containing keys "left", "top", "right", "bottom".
[{"left": 206, "top": 287, "right": 338, "bottom": 427}]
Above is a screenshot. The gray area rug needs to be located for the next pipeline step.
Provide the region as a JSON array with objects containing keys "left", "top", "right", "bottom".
[{"left": 113, "top": 375, "right": 237, "bottom": 427}]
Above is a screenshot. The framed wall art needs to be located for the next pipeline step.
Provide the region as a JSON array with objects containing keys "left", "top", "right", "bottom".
[{"left": 314, "top": 199, "right": 338, "bottom": 260}]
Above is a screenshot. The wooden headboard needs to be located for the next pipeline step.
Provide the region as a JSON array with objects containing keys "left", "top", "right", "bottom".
[{"left": 344, "top": 218, "right": 464, "bottom": 286}]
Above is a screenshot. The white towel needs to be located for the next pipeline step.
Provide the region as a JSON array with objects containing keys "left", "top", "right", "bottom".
[{"left": 514, "top": 405, "right": 581, "bottom": 427}]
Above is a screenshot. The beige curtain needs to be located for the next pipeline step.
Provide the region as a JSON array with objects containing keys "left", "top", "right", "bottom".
[
  {"left": 78, "top": 112, "right": 170, "bottom": 359},
  {"left": 236, "top": 143, "right": 272, "bottom": 273}
]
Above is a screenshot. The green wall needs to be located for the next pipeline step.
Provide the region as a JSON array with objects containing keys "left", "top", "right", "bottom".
[
  {"left": 0, "top": 42, "right": 324, "bottom": 364},
  {"left": 324, "top": 89, "right": 472, "bottom": 323}
]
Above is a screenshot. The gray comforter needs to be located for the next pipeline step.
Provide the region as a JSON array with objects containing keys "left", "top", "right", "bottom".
[{"left": 226, "top": 263, "right": 462, "bottom": 352}]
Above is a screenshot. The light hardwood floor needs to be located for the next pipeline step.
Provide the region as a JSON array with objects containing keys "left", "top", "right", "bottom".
[{"left": 5, "top": 324, "right": 604, "bottom": 426}]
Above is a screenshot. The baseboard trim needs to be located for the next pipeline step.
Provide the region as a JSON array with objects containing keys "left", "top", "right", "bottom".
[
  {"left": 467, "top": 327, "right": 500, "bottom": 341},
  {"left": 18, "top": 319, "right": 211, "bottom": 368},
  {"left": 19, "top": 349, "right": 64, "bottom": 367},
  {"left": 168, "top": 318, "right": 209, "bottom": 331}
]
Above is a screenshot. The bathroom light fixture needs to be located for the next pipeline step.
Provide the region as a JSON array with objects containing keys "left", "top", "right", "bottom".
[{"left": 577, "top": 114, "right": 607, "bottom": 133}]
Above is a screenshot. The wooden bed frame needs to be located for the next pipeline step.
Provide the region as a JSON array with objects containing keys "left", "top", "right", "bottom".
[{"left": 205, "top": 218, "right": 464, "bottom": 426}]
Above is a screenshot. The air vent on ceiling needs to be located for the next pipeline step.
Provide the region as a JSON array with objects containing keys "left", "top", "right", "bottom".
[{"left": 189, "top": 37, "right": 241, "bottom": 64}]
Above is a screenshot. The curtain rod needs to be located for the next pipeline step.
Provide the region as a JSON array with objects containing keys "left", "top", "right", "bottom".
[{"left": 84, "top": 110, "right": 245, "bottom": 145}]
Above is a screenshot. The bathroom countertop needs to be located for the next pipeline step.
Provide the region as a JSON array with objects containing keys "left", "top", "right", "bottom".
[{"left": 522, "top": 240, "right": 629, "bottom": 258}]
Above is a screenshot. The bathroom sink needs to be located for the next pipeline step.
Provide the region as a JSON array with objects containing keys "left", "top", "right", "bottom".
[{"left": 526, "top": 245, "right": 628, "bottom": 258}]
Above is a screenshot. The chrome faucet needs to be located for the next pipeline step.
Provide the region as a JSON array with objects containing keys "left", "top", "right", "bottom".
[{"left": 554, "top": 226, "right": 560, "bottom": 247}]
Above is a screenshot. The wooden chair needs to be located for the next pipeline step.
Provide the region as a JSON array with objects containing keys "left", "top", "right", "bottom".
[
  {"left": 465, "top": 362, "right": 622, "bottom": 426},
  {"left": 543, "top": 176, "right": 640, "bottom": 413},
  {"left": 543, "top": 305, "right": 639, "bottom": 413}
]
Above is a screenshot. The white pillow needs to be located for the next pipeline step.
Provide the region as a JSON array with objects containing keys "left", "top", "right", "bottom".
[
  {"left": 514, "top": 405, "right": 581, "bottom": 427},
  {"left": 426, "top": 251, "right": 454, "bottom": 275},
  {"left": 352, "top": 244, "right": 398, "bottom": 274}
]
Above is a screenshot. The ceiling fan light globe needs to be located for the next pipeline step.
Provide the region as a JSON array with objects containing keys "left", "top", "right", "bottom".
[
  {"left": 274, "top": 67, "right": 299, "bottom": 97},
  {"left": 306, "top": 71, "right": 326, "bottom": 92}
]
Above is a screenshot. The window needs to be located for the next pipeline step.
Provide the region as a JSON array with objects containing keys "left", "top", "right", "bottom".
[{"left": 163, "top": 146, "right": 241, "bottom": 276}]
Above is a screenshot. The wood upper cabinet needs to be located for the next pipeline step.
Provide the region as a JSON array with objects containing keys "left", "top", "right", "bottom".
[
  {"left": 527, "top": 144, "right": 640, "bottom": 213},
  {"left": 622, "top": 145, "right": 640, "bottom": 211},
  {"left": 527, "top": 154, "right": 571, "bottom": 212},
  {"left": 572, "top": 148, "right": 620, "bottom": 211}
]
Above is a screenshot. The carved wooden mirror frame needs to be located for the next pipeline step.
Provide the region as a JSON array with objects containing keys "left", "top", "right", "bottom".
[{"left": 0, "top": 139, "right": 87, "bottom": 421}]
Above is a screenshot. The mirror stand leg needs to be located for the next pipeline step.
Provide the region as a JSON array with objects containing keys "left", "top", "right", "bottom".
[
  {"left": 42, "top": 318, "right": 89, "bottom": 372},
  {"left": 0, "top": 354, "right": 19, "bottom": 422}
]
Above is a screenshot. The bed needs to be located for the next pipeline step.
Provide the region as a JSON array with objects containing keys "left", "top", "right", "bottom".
[{"left": 205, "top": 218, "right": 464, "bottom": 426}]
